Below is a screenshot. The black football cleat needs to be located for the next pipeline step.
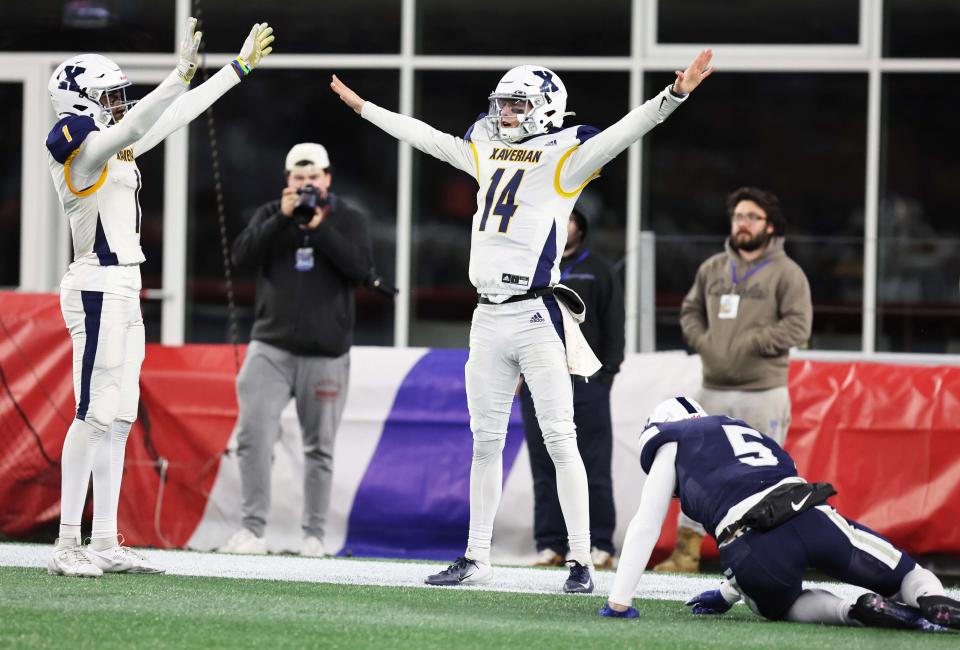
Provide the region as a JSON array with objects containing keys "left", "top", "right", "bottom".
[
  {"left": 563, "top": 560, "right": 594, "bottom": 594},
  {"left": 850, "top": 593, "right": 946, "bottom": 632},
  {"left": 918, "top": 595, "right": 960, "bottom": 630},
  {"left": 424, "top": 556, "right": 492, "bottom": 586}
]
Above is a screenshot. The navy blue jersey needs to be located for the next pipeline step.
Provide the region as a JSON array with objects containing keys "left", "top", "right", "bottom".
[{"left": 638, "top": 415, "right": 797, "bottom": 536}]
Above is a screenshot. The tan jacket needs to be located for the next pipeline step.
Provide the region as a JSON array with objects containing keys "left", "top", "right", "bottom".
[{"left": 680, "top": 237, "right": 812, "bottom": 391}]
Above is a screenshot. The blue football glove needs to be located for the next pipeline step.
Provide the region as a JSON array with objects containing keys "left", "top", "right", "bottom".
[
  {"left": 599, "top": 604, "right": 640, "bottom": 619},
  {"left": 685, "top": 589, "right": 733, "bottom": 615}
]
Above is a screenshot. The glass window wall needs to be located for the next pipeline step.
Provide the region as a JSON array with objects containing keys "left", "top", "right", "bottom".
[
  {"left": 196, "top": 0, "right": 401, "bottom": 54},
  {"left": 657, "top": 0, "right": 860, "bottom": 45},
  {"left": 883, "top": 0, "right": 960, "bottom": 58},
  {"left": 187, "top": 69, "right": 398, "bottom": 345},
  {"left": 0, "top": 0, "right": 174, "bottom": 52},
  {"left": 416, "top": 0, "right": 631, "bottom": 56},
  {"left": 878, "top": 73, "right": 960, "bottom": 352},
  {"left": 644, "top": 72, "right": 868, "bottom": 351},
  {"left": 0, "top": 84, "right": 22, "bottom": 288}
]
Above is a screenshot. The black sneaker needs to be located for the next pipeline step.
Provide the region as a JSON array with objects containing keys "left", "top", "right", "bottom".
[
  {"left": 424, "top": 557, "right": 492, "bottom": 586},
  {"left": 918, "top": 595, "right": 960, "bottom": 630},
  {"left": 563, "top": 560, "right": 594, "bottom": 594},
  {"left": 850, "top": 593, "right": 945, "bottom": 631}
]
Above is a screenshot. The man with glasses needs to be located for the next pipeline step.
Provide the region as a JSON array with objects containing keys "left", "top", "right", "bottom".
[{"left": 654, "top": 187, "right": 812, "bottom": 574}]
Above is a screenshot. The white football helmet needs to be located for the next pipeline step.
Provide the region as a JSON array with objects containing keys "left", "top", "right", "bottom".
[
  {"left": 486, "top": 65, "right": 573, "bottom": 143},
  {"left": 645, "top": 396, "right": 708, "bottom": 426},
  {"left": 48, "top": 54, "right": 135, "bottom": 126}
]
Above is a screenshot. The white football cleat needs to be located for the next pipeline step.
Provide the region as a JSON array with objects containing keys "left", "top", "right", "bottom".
[
  {"left": 218, "top": 528, "right": 267, "bottom": 554},
  {"left": 301, "top": 536, "right": 326, "bottom": 558},
  {"left": 48, "top": 540, "right": 103, "bottom": 578},
  {"left": 86, "top": 544, "right": 165, "bottom": 574}
]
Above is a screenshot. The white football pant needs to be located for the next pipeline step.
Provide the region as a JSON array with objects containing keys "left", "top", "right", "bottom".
[
  {"left": 58, "top": 289, "right": 143, "bottom": 541},
  {"left": 61, "top": 289, "right": 144, "bottom": 430},
  {"left": 464, "top": 295, "right": 591, "bottom": 565}
]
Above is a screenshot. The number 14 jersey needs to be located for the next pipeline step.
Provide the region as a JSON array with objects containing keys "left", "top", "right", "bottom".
[{"left": 465, "top": 121, "right": 599, "bottom": 298}]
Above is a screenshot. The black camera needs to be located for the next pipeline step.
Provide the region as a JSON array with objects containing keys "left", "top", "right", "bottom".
[{"left": 293, "top": 185, "right": 327, "bottom": 224}]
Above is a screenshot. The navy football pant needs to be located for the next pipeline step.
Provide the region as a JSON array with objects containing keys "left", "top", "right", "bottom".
[
  {"left": 720, "top": 505, "right": 916, "bottom": 620},
  {"left": 520, "top": 378, "right": 616, "bottom": 555}
]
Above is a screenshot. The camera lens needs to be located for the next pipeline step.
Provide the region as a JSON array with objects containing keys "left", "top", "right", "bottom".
[{"left": 294, "top": 186, "right": 319, "bottom": 221}]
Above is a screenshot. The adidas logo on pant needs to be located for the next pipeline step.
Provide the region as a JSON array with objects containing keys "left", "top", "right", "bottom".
[{"left": 530, "top": 312, "right": 545, "bottom": 324}]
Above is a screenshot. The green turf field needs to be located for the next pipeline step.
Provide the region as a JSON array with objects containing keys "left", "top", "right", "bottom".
[{"left": 0, "top": 566, "right": 954, "bottom": 649}]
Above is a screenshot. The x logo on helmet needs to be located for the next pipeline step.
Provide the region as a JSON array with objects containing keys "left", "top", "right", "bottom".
[
  {"left": 59, "top": 66, "right": 86, "bottom": 93},
  {"left": 532, "top": 70, "right": 559, "bottom": 93}
]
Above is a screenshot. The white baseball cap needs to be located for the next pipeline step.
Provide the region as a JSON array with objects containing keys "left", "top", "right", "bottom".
[{"left": 285, "top": 142, "right": 331, "bottom": 171}]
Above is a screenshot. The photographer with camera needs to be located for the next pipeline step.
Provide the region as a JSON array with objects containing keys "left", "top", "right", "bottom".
[{"left": 221, "top": 142, "right": 374, "bottom": 557}]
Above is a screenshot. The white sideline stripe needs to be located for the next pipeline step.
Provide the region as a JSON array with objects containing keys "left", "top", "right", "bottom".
[{"left": 5, "top": 543, "right": 956, "bottom": 603}]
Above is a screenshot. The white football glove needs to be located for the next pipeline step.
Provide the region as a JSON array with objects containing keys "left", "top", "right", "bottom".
[
  {"left": 235, "top": 23, "right": 275, "bottom": 75},
  {"left": 176, "top": 17, "right": 203, "bottom": 83}
]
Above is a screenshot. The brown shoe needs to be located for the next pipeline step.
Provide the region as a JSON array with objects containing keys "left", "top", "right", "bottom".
[
  {"left": 591, "top": 547, "right": 617, "bottom": 570},
  {"left": 652, "top": 526, "right": 703, "bottom": 573},
  {"left": 533, "top": 548, "right": 566, "bottom": 567}
]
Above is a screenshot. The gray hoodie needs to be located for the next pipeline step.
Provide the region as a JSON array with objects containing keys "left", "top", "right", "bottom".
[{"left": 680, "top": 236, "right": 812, "bottom": 390}]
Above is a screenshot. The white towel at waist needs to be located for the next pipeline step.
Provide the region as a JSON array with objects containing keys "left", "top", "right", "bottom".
[{"left": 553, "top": 283, "right": 602, "bottom": 378}]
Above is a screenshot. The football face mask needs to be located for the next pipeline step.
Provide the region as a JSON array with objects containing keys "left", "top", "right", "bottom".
[
  {"left": 92, "top": 85, "right": 137, "bottom": 124},
  {"left": 487, "top": 95, "right": 545, "bottom": 142},
  {"left": 485, "top": 65, "right": 571, "bottom": 144}
]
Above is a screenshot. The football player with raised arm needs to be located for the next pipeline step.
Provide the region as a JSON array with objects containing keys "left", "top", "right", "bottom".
[
  {"left": 599, "top": 397, "right": 960, "bottom": 632},
  {"left": 331, "top": 51, "right": 714, "bottom": 592},
  {"left": 45, "top": 17, "right": 274, "bottom": 577}
]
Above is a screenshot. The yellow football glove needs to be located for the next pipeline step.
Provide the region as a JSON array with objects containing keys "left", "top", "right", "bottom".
[
  {"left": 176, "top": 16, "right": 203, "bottom": 83},
  {"left": 232, "top": 23, "right": 275, "bottom": 77}
]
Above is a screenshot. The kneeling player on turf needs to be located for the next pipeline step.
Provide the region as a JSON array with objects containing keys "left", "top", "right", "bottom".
[{"left": 598, "top": 397, "right": 960, "bottom": 632}]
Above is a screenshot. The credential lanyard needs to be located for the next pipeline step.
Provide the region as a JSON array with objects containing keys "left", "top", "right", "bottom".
[
  {"left": 560, "top": 249, "right": 590, "bottom": 281},
  {"left": 731, "top": 259, "right": 772, "bottom": 287}
]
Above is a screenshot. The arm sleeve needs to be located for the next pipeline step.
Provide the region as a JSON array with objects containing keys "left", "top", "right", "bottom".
[
  {"left": 231, "top": 204, "right": 290, "bottom": 271},
  {"left": 558, "top": 86, "right": 686, "bottom": 190},
  {"left": 679, "top": 265, "right": 709, "bottom": 350},
  {"left": 70, "top": 71, "right": 188, "bottom": 177},
  {"left": 608, "top": 442, "right": 678, "bottom": 606},
  {"left": 133, "top": 64, "right": 242, "bottom": 158},
  {"left": 751, "top": 265, "right": 813, "bottom": 356},
  {"left": 599, "top": 265, "right": 626, "bottom": 373},
  {"left": 309, "top": 206, "right": 374, "bottom": 284},
  {"left": 361, "top": 102, "right": 477, "bottom": 177}
]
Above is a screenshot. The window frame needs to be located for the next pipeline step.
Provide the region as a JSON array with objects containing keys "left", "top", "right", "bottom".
[{"left": 0, "top": 0, "right": 958, "bottom": 362}]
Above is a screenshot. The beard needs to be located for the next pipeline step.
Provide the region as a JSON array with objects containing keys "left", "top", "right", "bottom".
[{"left": 731, "top": 229, "right": 770, "bottom": 252}]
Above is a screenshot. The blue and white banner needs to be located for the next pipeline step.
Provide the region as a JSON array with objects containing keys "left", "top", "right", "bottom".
[{"left": 188, "top": 348, "right": 702, "bottom": 563}]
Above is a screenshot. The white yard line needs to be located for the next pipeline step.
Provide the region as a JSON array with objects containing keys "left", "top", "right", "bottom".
[{"left": 3, "top": 543, "right": 957, "bottom": 604}]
